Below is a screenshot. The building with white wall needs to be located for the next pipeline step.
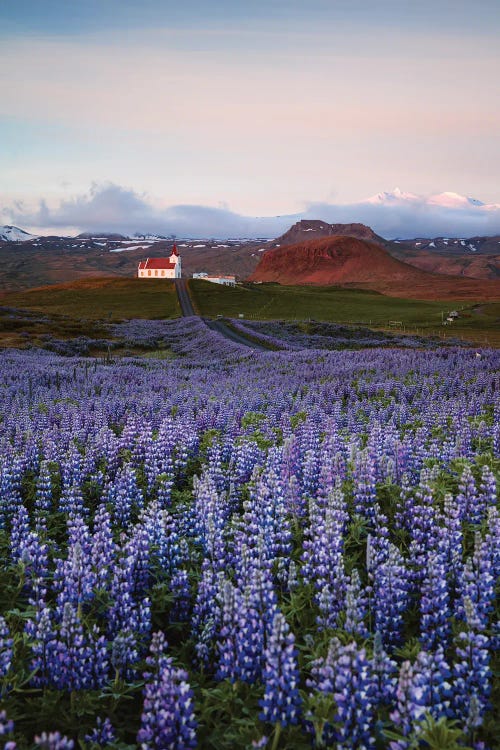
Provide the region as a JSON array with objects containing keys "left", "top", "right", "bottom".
[
  {"left": 138, "top": 245, "right": 181, "bottom": 278},
  {"left": 192, "top": 272, "right": 236, "bottom": 286}
]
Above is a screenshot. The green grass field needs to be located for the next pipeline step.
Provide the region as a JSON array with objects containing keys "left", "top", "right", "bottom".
[
  {"left": 0, "top": 277, "right": 498, "bottom": 348},
  {"left": 1, "top": 278, "right": 180, "bottom": 321},
  {"left": 189, "top": 280, "right": 500, "bottom": 345}
]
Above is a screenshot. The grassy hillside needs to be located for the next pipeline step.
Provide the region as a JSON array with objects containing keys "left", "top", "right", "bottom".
[
  {"left": 1, "top": 278, "right": 180, "bottom": 320},
  {"left": 189, "top": 280, "right": 500, "bottom": 345},
  {"left": 190, "top": 280, "right": 455, "bottom": 325},
  {"left": 0, "top": 277, "right": 498, "bottom": 348}
]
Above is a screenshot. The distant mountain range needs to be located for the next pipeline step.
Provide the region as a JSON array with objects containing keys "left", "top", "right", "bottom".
[
  {"left": 0, "top": 230, "right": 268, "bottom": 291},
  {"left": 391, "top": 235, "right": 500, "bottom": 280},
  {"left": 1, "top": 226, "right": 173, "bottom": 243},
  {"left": 0, "top": 219, "right": 498, "bottom": 293}
]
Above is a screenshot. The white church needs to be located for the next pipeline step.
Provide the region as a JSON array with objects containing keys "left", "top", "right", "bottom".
[{"left": 137, "top": 244, "right": 182, "bottom": 278}]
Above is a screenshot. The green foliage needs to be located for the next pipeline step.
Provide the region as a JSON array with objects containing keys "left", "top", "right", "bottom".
[
  {"left": 302, "top": 691, "right": 337, "bottom": 748},
  {"left": 197, "top": 680, "right": 263, "bottom": 749},
  {"left": 241, "top": 411, "right": 267, "bottom": 429},
  {"left": 290, "top": 411, "right": 308, "bottom": 429},
  {"left": 385, "top": 714, "right": 472, "bottom": 749},
  {"left": 199, "top": 428, "right": 222, "bottom": 454},
  {"left": 281, "top": 583, "right": 317, "bottom": 635}
]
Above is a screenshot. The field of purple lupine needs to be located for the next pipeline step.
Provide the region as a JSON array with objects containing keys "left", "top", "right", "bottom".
[{"left": 0, "top": 318, "right": 498, "bottom": 749}]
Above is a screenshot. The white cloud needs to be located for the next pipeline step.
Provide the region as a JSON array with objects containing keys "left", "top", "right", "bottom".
[
  {"left": 4, "top": 183, "right": 500, "bottom": 239},
  {"left": 302, "top": 197, "right": 500, "bottom": 239}
]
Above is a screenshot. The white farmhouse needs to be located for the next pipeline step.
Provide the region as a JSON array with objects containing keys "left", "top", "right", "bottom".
[
  {"left": 138, "top": 245, "right": 181, "bottom": 278},
  {"left": 192, "top": 272, "right": 236, "bottom": 286}
]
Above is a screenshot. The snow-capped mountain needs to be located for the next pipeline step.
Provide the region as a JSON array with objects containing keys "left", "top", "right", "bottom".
[
  {"left": 365, "top": 188, "right": 420, "bottom": 204},
  {"left": 427, "top": 192, "right": 485, "bottom": 209},
  {"left": 0, "top": 225, "right": 37, "bottom": 242},
  {"left": 364, "top": 188, "right": 497, "bottom": 210}
]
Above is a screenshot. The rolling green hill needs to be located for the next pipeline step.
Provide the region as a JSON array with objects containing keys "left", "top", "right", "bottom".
[
  {"left": 189, "top": 280, "right": 500, "bottom": 345},
  {"left": 1, "top": 277, "right": 180, "bottom": 320}
]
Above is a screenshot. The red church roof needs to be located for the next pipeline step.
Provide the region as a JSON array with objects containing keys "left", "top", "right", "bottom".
[
  {"left": 171, "top": 243, "right": 179, "bottom": 256},
  {"left": 138, "top": 257, "right": 176, "bottom": 270}
]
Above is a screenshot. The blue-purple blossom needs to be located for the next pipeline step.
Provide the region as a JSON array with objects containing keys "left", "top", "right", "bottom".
[
  {"left": 302, "top": 487, "right": 348, "bottom": 629},
  {"left": 137, "top": 631, "right": 197, "bottom": 749},
  {"left": 34, "top": 732, "right": 74, "bottom": 750},
  {"left": 308, "top": 637, "right": 376, "bottom": 748},
  {"left": 0, "top": 710, "right": 14, "bottom": 737},
  {"left": 259, "top": 612, "right": 301, "bottom": 728},
  {"left": 456, "top": 532, "right": 495, "bottom": 631},
  {"left": 84, "top": 717, "right": 116, "bottom": 746},
  {"left": 369, "top": 538, "right": 409, "bottom": 649},
  {"left": 343, "top": 568, "right": 369, "bottom": 637},
  {"left": 0, "top": 617, "right": 13, "bottom": 682},
  {"left": 35, "top": 461, "right": 53, "bottom": 514},
  {"left": 452, "top": 599, "right": 492, "bottom": 731},
  {"left": 390, "top": 647, "right": 454, "bottom": 747},
  {"left": 0, "top": 317, "right": 498, "bottom": 748},
  {"left": 420, "top": 550, "right": 451, "bottom": 649}
]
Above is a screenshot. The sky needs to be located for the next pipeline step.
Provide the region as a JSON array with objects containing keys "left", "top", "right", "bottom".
[{"left": 1, "top": 0, "right": 500, "bottom": 237}]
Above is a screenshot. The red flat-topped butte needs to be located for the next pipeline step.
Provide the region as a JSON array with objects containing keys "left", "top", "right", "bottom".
[{"left": 249, "top": 235, "right": 500, "bottom": 300}]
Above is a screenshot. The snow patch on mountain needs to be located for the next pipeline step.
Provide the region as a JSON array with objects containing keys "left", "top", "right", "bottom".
[
  {"left": 365, "top": 187, "right": 420, "bottom": 205},
  {"left": 428, "top": 192, "right": 485, "bottom": 209},
  {"left": 0, "top": 225, "right": 37, "bottom": 242},
  {"left": 110, "top": 244, "right": 149, "bottom": 252},
  {"left": 133, "top": 232, "right": 168, "bottom": 240}
]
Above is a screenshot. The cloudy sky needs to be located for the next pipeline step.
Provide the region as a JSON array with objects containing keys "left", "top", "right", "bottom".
[{"left": 1, "top": 1, "right": 500, "bottom": 237}]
